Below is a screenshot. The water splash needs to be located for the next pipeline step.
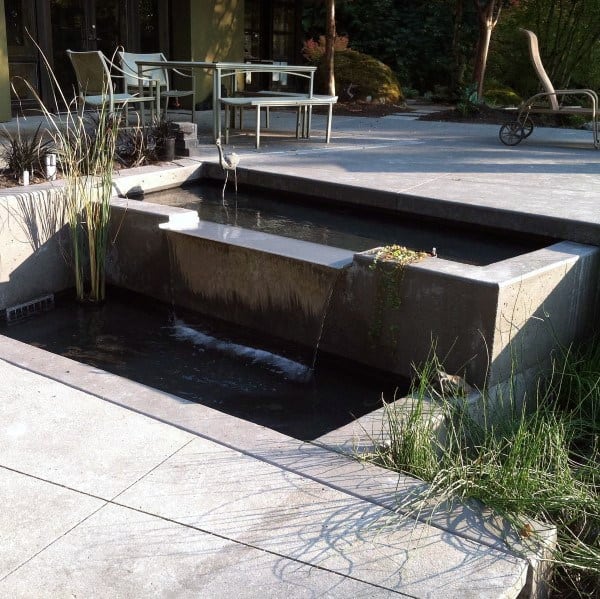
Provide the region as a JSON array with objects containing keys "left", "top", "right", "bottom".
[{"left": 172, "top": 319, "right": 312, "bottom": 382}]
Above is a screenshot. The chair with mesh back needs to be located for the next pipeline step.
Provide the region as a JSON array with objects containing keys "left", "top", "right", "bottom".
[
  {"left": 118, "top": 51, "right": 195, "bottom": 121},
  {"left": 67, "top": 49, "right": 157, "bottom": 123}
]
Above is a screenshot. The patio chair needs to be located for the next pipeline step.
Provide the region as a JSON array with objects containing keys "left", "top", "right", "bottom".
[
  {"left": 118, "top": 51, "right": 195, "bottom": 121},
  {"left": 499, "top": 29, "right": 599, "bottom": 148},
  {"left": 67, "top": 49, "right": 157, "bottom": 123}
]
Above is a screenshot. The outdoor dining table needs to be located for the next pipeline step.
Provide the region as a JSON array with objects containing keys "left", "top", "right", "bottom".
[{"left": 135, "top": 59, "right": 317, "bottom": 142}]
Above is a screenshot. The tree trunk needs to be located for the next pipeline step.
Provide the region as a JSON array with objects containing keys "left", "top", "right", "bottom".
[
  {"left": 472, "top": 0, "right": 501, "bottom": 100},
  {"left": 450, "top": 0, "right": 466, "bottom": 95},
  {"left": 324, "top": 0, "right": 336, "bottom": 96}
]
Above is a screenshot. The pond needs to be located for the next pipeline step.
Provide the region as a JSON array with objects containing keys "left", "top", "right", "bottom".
[
  {"left": 143, "top": 181, "right": 550, "bottom": 266},
  {"left": 2, "top": 288, "right": 404, "bottom": 440}
]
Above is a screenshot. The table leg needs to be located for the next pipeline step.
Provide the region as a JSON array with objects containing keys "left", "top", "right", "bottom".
[
  {"left": 326, "top": 103, "right": 333, "bottom": 143},
  {"left": 256, "top": 105, "right": 261, "bottom": 149},
  {"left": 213, "top": 68, "right": 220, "bottom": 142},
  {"left": 224, "top": 103, "right": 230, "bottom": 144}
]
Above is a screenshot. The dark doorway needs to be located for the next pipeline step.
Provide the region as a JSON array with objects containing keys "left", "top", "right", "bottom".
[
  {"left": 5, "top": 0, "right": 167, "bottom": 113},
  {"left": 244, "top": 0, "right": 303, "bottom": 91},
  {"left": 49, "top": 0, "right": 129, "bottom": 95}
]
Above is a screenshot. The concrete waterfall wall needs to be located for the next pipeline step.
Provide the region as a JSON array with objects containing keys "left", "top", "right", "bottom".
[{"left": 108, "top": 200, "right": 600, "bottom": 390}]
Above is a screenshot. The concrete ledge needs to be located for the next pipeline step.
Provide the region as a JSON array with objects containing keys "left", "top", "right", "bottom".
[{"left": 111, "top": 158, "right": 205, "bottom": 197}]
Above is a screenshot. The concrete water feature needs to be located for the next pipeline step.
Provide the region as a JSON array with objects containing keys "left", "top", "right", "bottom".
[
  {"left": 107, "top": 173, "right": 599, "bottom": 401},
  {"left": 1, "top": 113, "right": 600, "bottom": 597}
]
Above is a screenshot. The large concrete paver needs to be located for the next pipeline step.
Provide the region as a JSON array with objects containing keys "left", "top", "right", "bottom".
[
  {"left": 116, "top": 437, "right": 526, "bottom": 598},
  {"left": 0, "top": 468, "right": 105, "bottom": 579},
  {"left": 0, "top": 351, "right": 528, "bottom": 597},
  {"left": 0, "top": 359, "right": 195, "bottom": 498},
  {"left": 1, "top": 502, "right": 392, "bottom": 599}
]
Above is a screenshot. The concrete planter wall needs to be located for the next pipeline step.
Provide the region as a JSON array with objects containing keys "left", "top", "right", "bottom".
[
  {"left": 0, "top": 187, "right": 72, "bottom": 311},
  {"left": 110, "top": 199, "right": 600, "bottom": 394},
  {"left": 0, "top": 161, "right": 204, "bottom": 314},
  {"left": 324, "top": 244, "right": 600, "bottom": 390}
]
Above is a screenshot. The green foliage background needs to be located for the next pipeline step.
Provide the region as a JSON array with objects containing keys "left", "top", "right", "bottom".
[{"left": 303, "top": 0, "right": 600, "bottom": 100}]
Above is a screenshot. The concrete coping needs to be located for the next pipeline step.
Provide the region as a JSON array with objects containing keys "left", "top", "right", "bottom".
[
  {"left": 161, "top": 219, "right": 355, "bottom": 268},
  {"left": 355, "top": 240, "right": 599, "bottom": 285}
]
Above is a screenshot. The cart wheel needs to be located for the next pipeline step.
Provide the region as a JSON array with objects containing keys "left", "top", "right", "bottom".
[
  {"left": 521, "top": 117, "right": 534, "bottom": 138},
  {"left": 499, "top": 121, "right": 525, "bottom": 146}
]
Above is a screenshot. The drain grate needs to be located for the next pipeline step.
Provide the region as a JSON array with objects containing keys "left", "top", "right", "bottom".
[{"left": 5, "top": 294, "right": 55, "bottom": 324}]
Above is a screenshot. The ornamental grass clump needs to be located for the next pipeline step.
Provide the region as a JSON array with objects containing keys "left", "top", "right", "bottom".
[
  {"left": 0, "top": 121, "right": 52, "bottom": 181},
  {"left": 58, "top": 108, "right": 118, "bottom": 302},
  {"left": 18, "top": 40, "right": 122, "bottom": 303},
  {"left": 361, "top": 338, "right": 600, "bottom": 596}
]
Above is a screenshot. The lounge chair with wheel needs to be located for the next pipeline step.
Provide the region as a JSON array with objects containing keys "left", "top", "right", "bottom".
[
  {"left": 118, "top": 51, "right": 195, "bottom": 121},
  {"left": 498, "top": 29, "right": 599, "bottom": 148},
  {"left": 67, "top": 49, "right": 157, "bottom": 123}
]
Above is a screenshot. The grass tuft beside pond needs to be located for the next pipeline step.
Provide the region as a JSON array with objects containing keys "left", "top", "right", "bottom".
[{"left": 361, "top": 339, "right": 599, "bottom": 597}]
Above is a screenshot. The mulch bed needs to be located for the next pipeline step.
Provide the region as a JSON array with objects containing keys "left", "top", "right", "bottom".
[
  {"left": 332, "top": 101, "right": 411, "bottom": 117},
  {"left": 418, "top": 104, "right": 511, "bottom": 125}
]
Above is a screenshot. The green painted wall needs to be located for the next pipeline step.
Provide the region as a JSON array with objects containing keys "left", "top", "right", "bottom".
[
  {"left": 0, "top": 0, "right": 12, "bottom": 121},
  {"left": 190, "top": 0, "right": 244, "bottom": 105}
]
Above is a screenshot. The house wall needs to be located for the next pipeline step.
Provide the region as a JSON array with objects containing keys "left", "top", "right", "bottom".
[
  {"left": 189, "top": 0, "right": 245, "bottom": 105},
  {"left": 0, "top": 0, "right": 12, "bottom": 122}
]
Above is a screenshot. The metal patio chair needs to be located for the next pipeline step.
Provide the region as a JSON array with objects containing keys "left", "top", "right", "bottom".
[
  {"left": 118, "top": 51, "right": 195, "bottom": 121},
  {"left": 499, "top": 29, "right": 599, "bottom": 148},
  {"left": 67, "top": 49, "right": 157, "bottom": 122}
]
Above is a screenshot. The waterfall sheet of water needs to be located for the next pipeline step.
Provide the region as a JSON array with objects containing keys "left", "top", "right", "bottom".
[{"left": 173, "top": 319, "right": 312, "bottom": 383}]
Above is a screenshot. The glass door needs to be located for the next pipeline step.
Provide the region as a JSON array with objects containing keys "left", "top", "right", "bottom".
[
  {"left": 5, "top": 0, "right": 165, "bottom": 112},
  {"left": 49, "top": 0, "right": 127, "bottom": 94},
  {"left": 4, "top": 0, "right": 41, "bottom": 111}
]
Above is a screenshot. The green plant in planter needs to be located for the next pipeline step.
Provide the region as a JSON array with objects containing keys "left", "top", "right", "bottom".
[
  {"left": 150, "top": 116, "right": 177, "bottom": 161},
  {"left": 18, "top": 42, "right": 121, "bottom": 304},
  {"left": 0, "top": 121, "right": 52, "bottom": 181},
  {"left": 369, "top": 245, "right": 430, "bottom": 345}
]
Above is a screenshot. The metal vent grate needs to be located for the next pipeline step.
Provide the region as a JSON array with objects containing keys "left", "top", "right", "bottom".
[{"left": 6, "top": 294, "right": 55, "bottom": 324}]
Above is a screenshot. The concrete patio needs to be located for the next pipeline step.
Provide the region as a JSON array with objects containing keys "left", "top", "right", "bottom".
[{"left": 1, "top": 108, "right": 598, "bottom": 597}]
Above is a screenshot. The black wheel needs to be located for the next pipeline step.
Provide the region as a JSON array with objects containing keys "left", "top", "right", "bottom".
[
  {"left": 521, "top": 117, "right": 534, "bottom": 138},
  {"left": 499, "top": 121, "right": 525, "bottom": 146}
]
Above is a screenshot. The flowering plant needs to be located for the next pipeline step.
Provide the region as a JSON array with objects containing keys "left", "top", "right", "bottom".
[{"left": 301, "top": 35, "right": 349, "bottom": 63}]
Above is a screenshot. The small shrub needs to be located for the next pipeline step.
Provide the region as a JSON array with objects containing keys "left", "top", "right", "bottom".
[
  {"left": 0, "top": 122, "right": 52, "bottom": 180},
  {"left": 302, "top": 35, "right": 349, "bottom": 64},
  {"left": 149, "top": 116, "right": 177, "bottom": 149},
  {"left": 115, "top": 126, "right": 156, "bottom": 168},
  {"left": 484, "top": 87, "right": 522, "bottom": 107},
  {"left": 455, "top": 83, "right": 480, "bottom": 117},
  {"left": 319, "top": 49, "right": 404, "bottom": 104}
]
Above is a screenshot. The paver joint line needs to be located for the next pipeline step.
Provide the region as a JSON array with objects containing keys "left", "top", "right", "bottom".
[{"left": 0, "top": 466, "right": 415, "bottom": 597}]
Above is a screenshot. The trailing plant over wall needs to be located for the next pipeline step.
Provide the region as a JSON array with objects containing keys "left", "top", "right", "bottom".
[{"left": 368, "top": 245, "right": 430, "bottom": 345}]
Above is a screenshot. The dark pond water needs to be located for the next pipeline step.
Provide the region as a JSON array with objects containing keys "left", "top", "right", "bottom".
[
  {"left": 143, "top": 181, "right": 550, "bottom": 266},
  {"left": 3, "top": 289, "right": 404, "bottom": 440}
]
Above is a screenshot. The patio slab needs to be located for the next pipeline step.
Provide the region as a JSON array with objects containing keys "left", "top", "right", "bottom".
[
  {"left": 0, "top": 109, "right": 593, "bottom": 597},
  {"left": 0, "top": 350, "right": 529, "bottom": 598}
]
